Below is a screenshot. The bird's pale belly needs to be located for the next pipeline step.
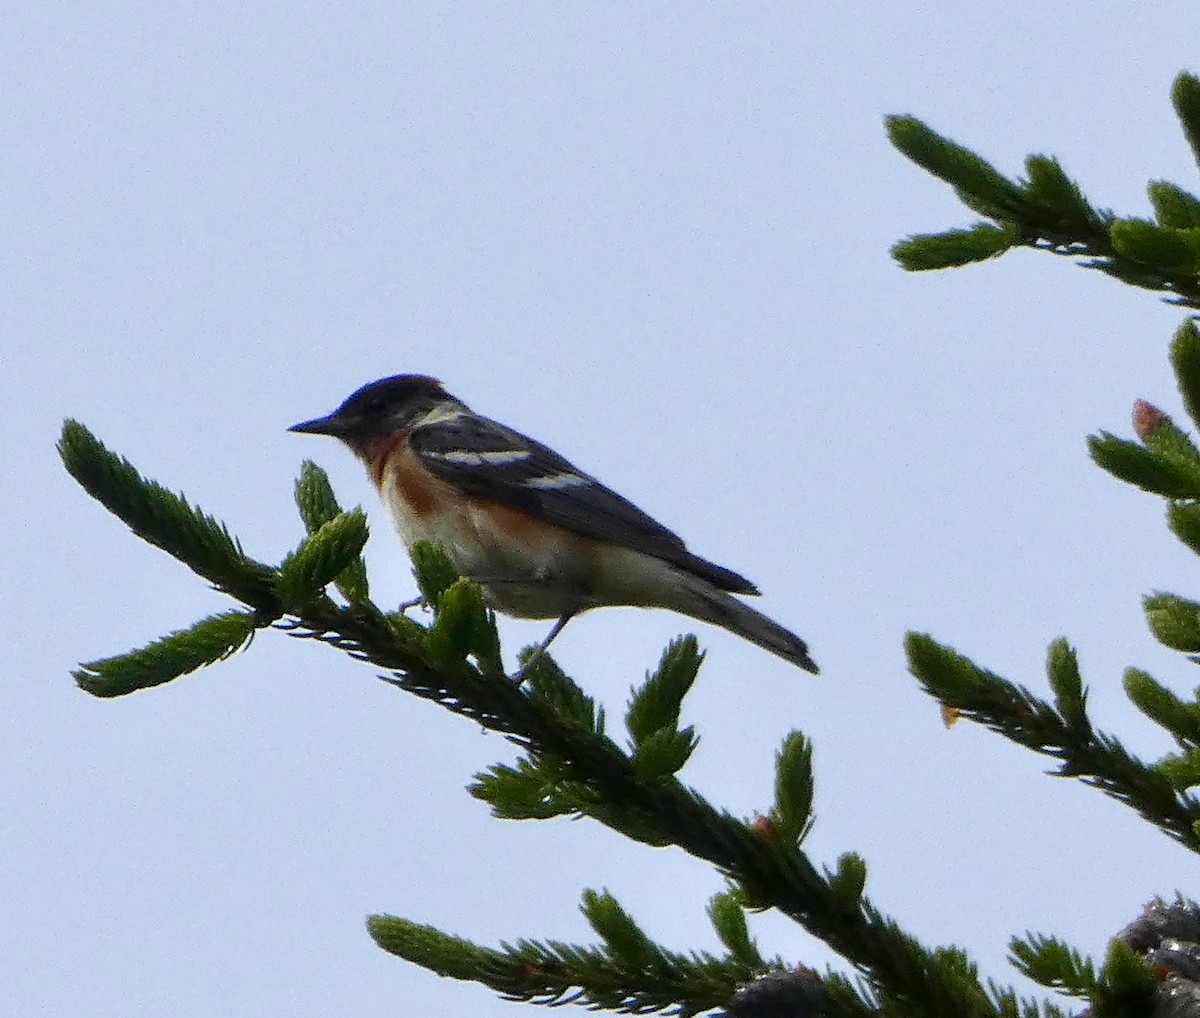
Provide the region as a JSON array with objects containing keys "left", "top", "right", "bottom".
[{"left": 384, "top": 493, "right": 600, "bottom": 619}]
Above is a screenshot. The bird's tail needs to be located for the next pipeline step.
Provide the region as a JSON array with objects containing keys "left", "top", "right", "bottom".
[{"left": 670, "top": 571, "right": 819, "bottom": 674}]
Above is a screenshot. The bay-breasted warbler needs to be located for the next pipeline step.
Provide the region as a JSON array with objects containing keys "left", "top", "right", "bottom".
[{"left": 290, "top": 375, "right": 817, "bottom": 674}]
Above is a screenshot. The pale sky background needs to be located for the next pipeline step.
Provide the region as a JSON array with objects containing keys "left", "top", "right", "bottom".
[{"left": 6, "top": 5, "right": 1200, "bottom": 1016}]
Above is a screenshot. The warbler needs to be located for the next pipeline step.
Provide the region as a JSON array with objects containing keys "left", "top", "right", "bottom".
[{"left": 290, "top": 375, "right": 817, "bottom": 673}]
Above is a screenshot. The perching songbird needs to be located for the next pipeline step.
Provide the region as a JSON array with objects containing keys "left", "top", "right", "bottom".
[{"left": 289, "top": 375, "right": 817, "bottom": 673}]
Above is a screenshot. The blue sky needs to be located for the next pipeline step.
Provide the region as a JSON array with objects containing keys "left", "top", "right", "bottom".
[{"left": 7, "top": 5, "right": 1200, "bottom": 1015}]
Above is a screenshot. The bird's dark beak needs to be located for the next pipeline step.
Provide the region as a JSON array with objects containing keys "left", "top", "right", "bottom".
[{"left": 288, "top": 412, "right": 349, "bottom": 437}]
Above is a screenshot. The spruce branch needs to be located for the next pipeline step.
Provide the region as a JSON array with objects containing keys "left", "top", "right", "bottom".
[
  {"left": 275, "top": 509, "right": 369, "bottom": 611},
  {"left": 409, "top": 537, "right": 461, "bottom": 609},
  {"left": 1093, "top": 941, "right": 1159, "bottom": 1018},
  {"left": 424, "top": 578, "right": 505, "bottom": 676},
  {"left": 1148, "top": 181, "right": 1200, "bottom": 229},
  {"left": 294, "top": 459, "right": 370, "bottom": 602},
  {"left": 1173, "top": 72, "right": 1200, "bottom": 174},
  {"left": 1087, "top": 429, "right": 1200, "bottom": 499},
  {"left": 367, "top": 888, "right": 797, "bottom": 1016},
  {"left": 1166, "top": 501, "right": 1200, "bottom": 558},
  {"left": 74, "top": 610, "right": 258, "bottom": 697},
  {"left": 885, "top": 116, "right": 1029, "bottom": 223},
  {"left": 903, "top": 316, "right": 1200, "bottom": 853},
  {"left": 770, "top": 731, "right": 815, "bottom": 847},
  {"left": 1008, "top": 899, "right": 1200, "bottom": 1018},
  {"left": 707, "top": 890, "right": 766, "bottom": 971},
  {"left": 58, "top": 420, "right": 277, "bottom": 608},
  {"left": 626, "top": 638, "right": 703, "bottom": 748},
  {"left": 1009, "top": 934, "right": 1099, "bottom": 1000},
  {"left": 1045, "top": 638, "right": 1089, "bottom": 734},
  {"left": 890, "top": 223, "right": 1021, "bottom": 270},
  {"left": 626, "top": 638, "right": 703, "bottom": 779},
  {"left": 461, "top": 725, "right": 1014, "bottom": 1018},
  {"left": 904, "top": 634, "right": 1200, "bottom": 851},
  {"left": 470, "top": 755, "right": 578, "bottom": 821},
  {"left": 63, "top": 421, "right": 1038, "bottom": 1017},
  {"left": 888, "top": 72, "right": 1200, "bottom": 307},
  {"left": 1124, "top": 667, "right": 1200, "bottom": 761},
  {"left": 1141, "top": 596, "right": 1200, "bottom": 654},
  {"left": 1171, "top": 320, "right": 1200, "bottom": 434}
]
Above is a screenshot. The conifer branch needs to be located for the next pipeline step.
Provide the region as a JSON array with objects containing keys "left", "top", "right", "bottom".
[
  {"left": 1173, "top": 73, "right": 1200, "bottom": 174},
  {"left": 294, "top": 460, "right": 370, "bottom": 602},
  {"left": 62, "top": 419, "right": 1040, "bottom": 1016},
  {"left": 74, "top": 611, "right": 258, "bottom": 697},
  {"left": 888, "top": 72, "right": 1200, "bottom": 308},
  {"left": 903, "top": 318, "right": 1200, "bottom": 855},
  {"left": 58, "top": 420, "right": 278, "bottom": 608},
  {"left": 905, "top": 633, "right": 1200, "bottom": 852},
  {"left": 367, "top": 888, "right": 795, "bottom": 1016},
  {"left": 275, "top": 510, "right": 369, "bottom": 611}
]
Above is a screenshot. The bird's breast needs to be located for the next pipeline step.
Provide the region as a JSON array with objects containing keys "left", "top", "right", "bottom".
[{"left": 375, "top": 443, "right": 597, "bottom": 619}]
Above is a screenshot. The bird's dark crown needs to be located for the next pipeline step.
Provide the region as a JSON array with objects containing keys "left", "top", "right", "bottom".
[{"left": 289, "top": 374, "right": 456, "bottom": 443}]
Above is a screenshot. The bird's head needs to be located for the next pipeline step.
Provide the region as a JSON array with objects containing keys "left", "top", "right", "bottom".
[{"left": 289, "top": 374, "right": 457, "bottom": 453}]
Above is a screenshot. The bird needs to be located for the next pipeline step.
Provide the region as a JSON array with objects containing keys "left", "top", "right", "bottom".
[{"left": 289, "top": 375, "right": 818, "bottom": 674}]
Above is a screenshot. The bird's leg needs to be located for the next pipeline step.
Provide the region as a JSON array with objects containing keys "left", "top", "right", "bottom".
[{"left": 511, "top": 611, "right": 577, "bottom": 684}]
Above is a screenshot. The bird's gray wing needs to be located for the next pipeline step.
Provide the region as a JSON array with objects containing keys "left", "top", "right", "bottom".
[{"left": 408, "top": 414, "right": 757, "bottom": 594}]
